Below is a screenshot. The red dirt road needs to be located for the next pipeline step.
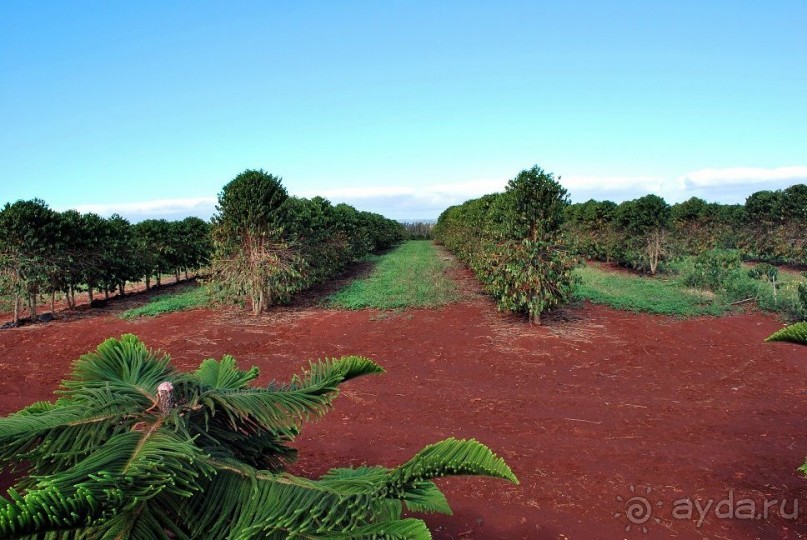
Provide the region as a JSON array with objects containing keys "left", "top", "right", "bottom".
[{"left": 0, "top": 268, "right": 805, "bottom": 539}]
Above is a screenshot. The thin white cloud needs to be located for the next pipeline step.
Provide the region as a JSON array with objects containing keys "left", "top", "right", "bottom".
[
  {"left": 668, "top": 166, "right": 807, "bottom": 204},
  {"left": 297, "top": 179, "right": 508, "bottom": 219},
  {"left": 300, "top": 178, "right": 506, "bottom": 203},
  {"left": 562, "top": 175, "right": 666, "bottom": 202},
  {"left": 53, "top": 166, "right": 807, "bottom": 222},
  {"left": 60, "top": 197, "right": 217, "bottom": 222},
  {"left": 680, "top": 166, "right": 807, "bottom": 188},
  {"left": 564, "top": 167, "right": 807, "bottom": 204}
]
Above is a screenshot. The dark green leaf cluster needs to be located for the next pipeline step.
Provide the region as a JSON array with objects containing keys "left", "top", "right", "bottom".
[
  {"left": 433, "top": 165, "right": 577, "bottom": 323},
  {"left": 211, "top": 170, "right": 405, "bottom": 314},
  {"left": 0, "top": 335, "right": 517, "bottom": 539}
]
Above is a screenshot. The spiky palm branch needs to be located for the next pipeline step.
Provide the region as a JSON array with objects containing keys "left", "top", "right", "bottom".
[
  {"left": 765, "top": 321, "right": 807, "bottom": 345},
  {"left": 0, "top": 335, "right": 517, "bottom": 539}
]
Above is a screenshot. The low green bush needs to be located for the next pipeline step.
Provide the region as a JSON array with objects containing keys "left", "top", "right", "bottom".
[
  {"left": 484, "top": 239, "right": 579, "bottom": 324},
  {"left": 798, "top": 283, "right": 807, "bottom": 320},
  {"left": 680, "top": 249, "right": 742, "bottom": 292},
  {"left": 748, "top": 262, "right": 779, "bottom": 282}
]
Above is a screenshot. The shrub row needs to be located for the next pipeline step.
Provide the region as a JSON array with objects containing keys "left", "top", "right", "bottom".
[
  {"left": 563, "top": 184, "right": 807, "bottom": 272},
  {"left": 0, "top": 200, "right": 210, "bottom": 322},
  {"left": 433, "top": 166, "right": 577, "bottom": 323},
  {"left": 211, "top": 170, "right": 405, "bottom": 314}
]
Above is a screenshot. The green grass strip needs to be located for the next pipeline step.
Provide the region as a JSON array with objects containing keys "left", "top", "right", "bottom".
[
  {"left": 573, "top": 265, "right": 729, "bottom": 316},
  {"left": 328, "top": 240, "right": 460, "bottom": 309},
  {"left": 120, "top": 286, "right": 209, "bottom": 319}
]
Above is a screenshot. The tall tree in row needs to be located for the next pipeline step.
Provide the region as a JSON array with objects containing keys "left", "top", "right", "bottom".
[
  {"left": 210, "top": 169, "right": 405, "bottom": 315},
  {"left": 211, "top": 170, "right": 296, "bottom": 315},
  {"left": 0, "top": 199, "right": 60, "bottom": 322},
  {"left": 434, "top": 165, "right": 578, "bottom": 324},
  {"left": 614, "top": 194, "right": 671, "bottom": 275}
]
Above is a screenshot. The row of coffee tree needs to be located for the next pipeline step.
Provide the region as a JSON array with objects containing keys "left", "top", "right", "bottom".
[
  {"left": 0, "top": 199, "right": 211, "bottom": 323},
  {"left": 210, "top": 169, "right": 405, "bottom": 315},
  {"left": 432, "top": 165, "right": 578, "bottom": 324},
  {"left": 562, "top": 183, "right": 807, "bottom": 273}
]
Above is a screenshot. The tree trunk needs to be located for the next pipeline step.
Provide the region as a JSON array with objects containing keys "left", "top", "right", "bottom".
[
  {"left": 119, "top": 281, "right": 125, "bottom": 296},
  {"left": 157, "top": 382, "right": 175, "bottom": 415},
  {"left": 145, "top": 275, "right": 151, "bottom": 290},
  {"left": 185, "top": 269, "right": 189, "bottom": 280},
  {"left": 13, "top": 294, "right": 20, "bottom": 324},
  {"left": 104, "top": 288, "right": 110, "bottom": 300},
  {"left": 175, "top": 270, "right": 180, "bottom": 283},
  {"left": 70, "top": 286, "right": 76, "bottom": 309},
  {"left": 647, "top": 231, "right": 663, "bottom": 275},
  {"left": 29, "top": 292, "right": 37, "bottom": 319},
  {"left": 253, "top": 291, "right": 263, "bottom": 316},
  {"left": 50, "top": 291, "right": 56, "bottom": 314},
  {"left": 156, "top": 274, "right": 161, "bottom": 286}
]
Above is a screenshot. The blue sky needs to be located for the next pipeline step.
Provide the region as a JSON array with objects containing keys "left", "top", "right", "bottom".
[{"left": 1, "top": 1, "right": 805, "bottom": 221}]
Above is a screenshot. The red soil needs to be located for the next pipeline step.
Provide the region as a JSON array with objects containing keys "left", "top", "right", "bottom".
[{"left": 0, "top": 266, "right": 805, "bottom": 539}]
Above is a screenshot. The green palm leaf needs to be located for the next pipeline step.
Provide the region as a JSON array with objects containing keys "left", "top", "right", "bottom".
[
  {"left": 388, "top": 437, "right": 519, "bottom": 487},
  {"left": 0, "top": 336, "right": 518, "bottom": 539},
  {"left": 59, "top": 334, "right": 176, "bottom": 399},
  {"left": 765, "top": 321, "right": 807, "bottom": 345},
  {"left": 195, "top": 355, "right": 259, "bottom": 390}
]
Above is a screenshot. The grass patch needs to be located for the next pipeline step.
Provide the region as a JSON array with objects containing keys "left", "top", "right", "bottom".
[
  {"left": 573, "top": 265, "right": 729, "bottom": 316},
  {"left": 328, "top": 240, "right": 460, "bottom": 309},
  {"left": 120, "top": 286, "right": 209, "bottom": 319}
]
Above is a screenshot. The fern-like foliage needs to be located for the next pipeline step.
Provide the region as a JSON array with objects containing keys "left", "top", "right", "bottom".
[
  {"left": 0, "top": 335, "right": 518, "bottom": 539},
  {"left": 765, "top": 321, "right": 807, "bottom": 345}
]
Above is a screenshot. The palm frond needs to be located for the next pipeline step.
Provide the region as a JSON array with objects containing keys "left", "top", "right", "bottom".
[
  {"left": 387, "top": 438, "right": 519, "bottom": 487},
  {"left": 0, "top": 429, "right": 212, "bottom": 539},
  {"left": 0, "top": 336, "right": 517, "bottom": 539},
  {"left": 170, "top": 457, "right": 400, "bottom": 538},
  {"left": 194, "top": 423, "right": 298, "bottom": 471},
  {"left": 0, "top": 393, "right": 144, "bottom": 478},
  {"left": 318, "top": 466, "right": 390, "bottom": 494},
  {"left": 190, "top": 356, "right": 383, "bottom": 440},
  {"left": 59, "top": 334, "right": 176, "bottom": 400},
  {"left": 279, "top": 356, "right": 385, "bottom": 391},
  {"left": 195, "top": 355, "right": 259, "bottom": 390},
  {"left": 765, "top": 321, "right": 807, "bottom": 345},
  {"left": 13, "top": 401, "right": 58, "bottom": 416},
  {"left": 399, "top": 481, "right": 451, "bottom": 515},
  {"left": 0, "top": 483, "right": 114, "bottom": 538}
]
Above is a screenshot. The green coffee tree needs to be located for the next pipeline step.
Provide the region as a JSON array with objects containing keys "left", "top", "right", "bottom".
[{"left": 434, "top": 166, "right": 577, "bottom": 324}]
